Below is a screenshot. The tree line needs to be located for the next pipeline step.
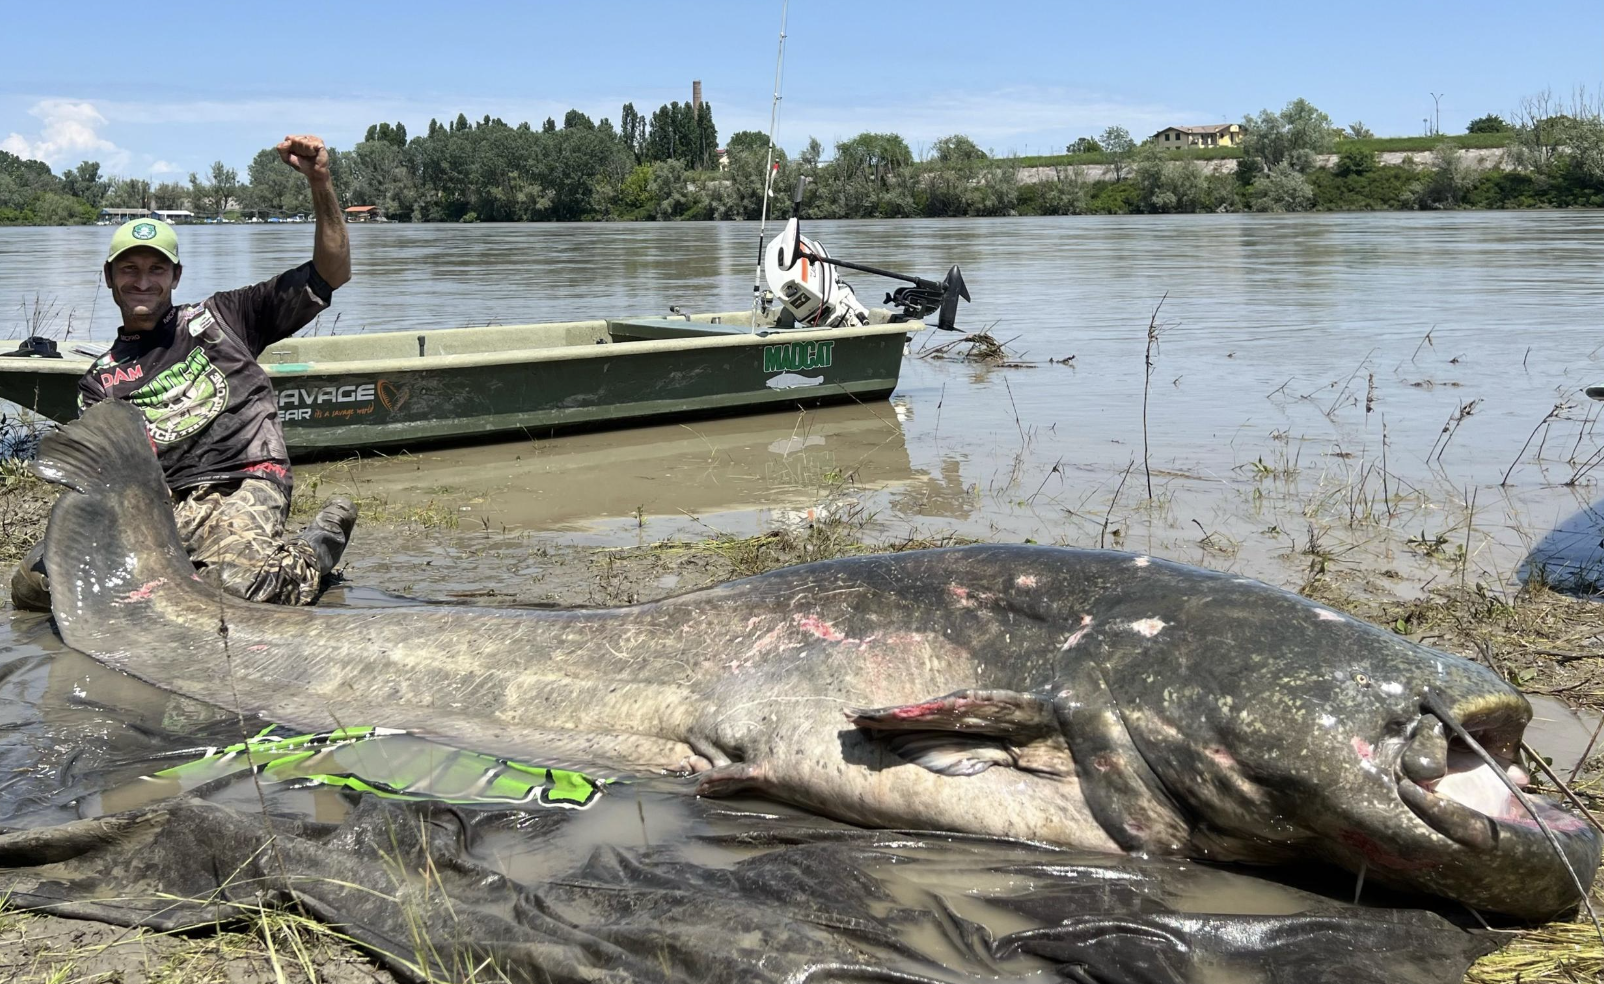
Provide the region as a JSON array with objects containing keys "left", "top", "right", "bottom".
[{"left": 4, "top": 91, "right": 1602, "bottom": 226}]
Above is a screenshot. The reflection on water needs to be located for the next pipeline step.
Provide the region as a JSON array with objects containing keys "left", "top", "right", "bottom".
[{"left": 306, "top": 398, "right": 927, "bottom": 539}]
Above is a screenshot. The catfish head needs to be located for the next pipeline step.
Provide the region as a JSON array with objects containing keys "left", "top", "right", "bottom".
[
  {"left": 853, "top": 557, "right": 1600, "bottom": 921},
  {"left": 1114, "top": 614, "right": 1598, "bottom": 921}
]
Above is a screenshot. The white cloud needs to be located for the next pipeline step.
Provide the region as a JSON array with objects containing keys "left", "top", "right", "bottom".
[
  {"left": 1, "top": 99, "right": 128, "bottom": 171},
  {"left": 148, "top": 159, "right": 180, "bottom": 174}
]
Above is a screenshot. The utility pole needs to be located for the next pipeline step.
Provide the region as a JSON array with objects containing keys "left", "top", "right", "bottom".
[{"left": 1430, "top": 92, "right": 1444, "bottom": 136}]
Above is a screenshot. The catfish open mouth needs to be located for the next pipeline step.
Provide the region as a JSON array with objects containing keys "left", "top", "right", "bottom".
[
  {"left": 1395, "top": 699, "right": 1590, "bottom": 851},
  {"left": 1396, "top": 738, "right": 1551, "bottom": 850},
  {"left": 1386, "top": 692, "right": 1603, "bottom": 925}
]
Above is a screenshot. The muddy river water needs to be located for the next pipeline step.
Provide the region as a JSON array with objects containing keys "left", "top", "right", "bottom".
[
  {"left": 2, "top": 215, "right": 1603, "bottom": 968},
  {"left": 9, "top": 212, "right": 1604, "bottom": 579}
]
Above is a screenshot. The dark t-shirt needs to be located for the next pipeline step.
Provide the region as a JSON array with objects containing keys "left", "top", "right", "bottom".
[{"left": 78, "top": 262, "right": 334, "bottom": 492}]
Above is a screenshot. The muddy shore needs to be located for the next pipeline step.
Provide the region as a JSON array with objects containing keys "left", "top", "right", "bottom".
[{"left": 1, "top": 475, "right": 1601, "bottom": 984}]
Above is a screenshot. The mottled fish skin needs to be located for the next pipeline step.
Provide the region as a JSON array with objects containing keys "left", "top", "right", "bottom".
[{"left": 32, "top": 402, "right": 1603, "bottom": 920}]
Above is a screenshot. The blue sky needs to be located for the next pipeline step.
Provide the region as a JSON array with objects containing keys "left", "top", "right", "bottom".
[{"left": 4, "top": 1, "right": 1600, "bottom": 178}]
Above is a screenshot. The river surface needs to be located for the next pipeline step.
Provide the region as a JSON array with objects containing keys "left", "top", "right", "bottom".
[{"left": 7, "top": 212, "right": 1604, "bottom": 587}]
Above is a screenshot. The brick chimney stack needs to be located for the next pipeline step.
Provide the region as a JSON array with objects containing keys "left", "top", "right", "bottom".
[{"left": 692, "top": 80, "right": 703, "bottom": 111}]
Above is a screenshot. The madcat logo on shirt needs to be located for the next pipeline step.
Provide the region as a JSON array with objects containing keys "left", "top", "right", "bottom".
[{"left": 127, "top": 347, "right": 230, "bottom": 444}]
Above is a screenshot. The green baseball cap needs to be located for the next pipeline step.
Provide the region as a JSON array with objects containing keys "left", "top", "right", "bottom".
[{"left": 106, "top": 218, "right": 179, "bottom": 265}]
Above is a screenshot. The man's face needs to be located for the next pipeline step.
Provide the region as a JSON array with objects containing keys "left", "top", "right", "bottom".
[{"left": 105, "top": 247, "right": 181, "bottom": 327}]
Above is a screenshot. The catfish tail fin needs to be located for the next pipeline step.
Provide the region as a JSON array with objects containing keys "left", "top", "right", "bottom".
[{"left": 31, "top": 401, "right": 206, "bottom": 650}]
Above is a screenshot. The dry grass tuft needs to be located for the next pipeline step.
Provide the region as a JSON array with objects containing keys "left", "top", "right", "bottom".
[{"left": 1466, "top": 921, "right": 1604, "bottom": 983}]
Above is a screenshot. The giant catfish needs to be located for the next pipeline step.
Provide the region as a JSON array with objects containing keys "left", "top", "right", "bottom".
[{"left": 29, "top": 401, "right": 1602, "bottom": 920}]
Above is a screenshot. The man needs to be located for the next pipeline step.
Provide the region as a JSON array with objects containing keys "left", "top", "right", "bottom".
[{"left": 12, "top": 134, "right": 357, "bottom": 611}]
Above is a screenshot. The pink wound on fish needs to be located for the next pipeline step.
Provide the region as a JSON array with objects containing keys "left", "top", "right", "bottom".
[
  {"left": 793, "top": 614, "right": 846, "bottom": 642},
  {"left": 1060, "top": 615, "right": 1095, "bottom": 650},
  {"left": 1015, "top": 574, "right": 1038, "bottom": 589},
  {"left": 889, "top": 696, "right": 973, "bottom": 720},
  {"left": 118, "top": 578, "right": 168, "bottom": 603},
  {"left": 1351, "top": 736, "right": 1373, "bottom": 760}
]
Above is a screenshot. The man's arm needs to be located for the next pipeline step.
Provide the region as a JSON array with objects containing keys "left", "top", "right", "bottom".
[{"left": 277, "top": 134, "right": 351, "bottom": 289}]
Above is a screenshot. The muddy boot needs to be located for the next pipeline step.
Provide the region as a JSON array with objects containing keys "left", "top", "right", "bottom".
[
  {"left": 296, "top": 496, "right": 358, "bottom": 578},
  {"left": 9, "top": 539, "right": 50, "bottom": 613}
]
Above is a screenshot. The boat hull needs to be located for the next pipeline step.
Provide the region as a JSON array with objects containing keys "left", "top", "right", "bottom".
[{"left": 0, "top": 313, "right": 917, "bottom": 456}]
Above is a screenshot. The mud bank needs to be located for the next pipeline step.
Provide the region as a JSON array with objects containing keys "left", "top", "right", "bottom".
[{"left": 2, "top": 478, "right": 1602, "bottom": 984}]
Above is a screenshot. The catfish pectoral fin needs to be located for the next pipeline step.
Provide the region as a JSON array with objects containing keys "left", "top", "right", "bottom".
[
  {"left": 695, "top": 761, "right": 770, "bottom": 797},
  {"left": 882, "top": 732, "right": 1014, "bottom": 776},
  {"left": 849, "top": 688, "right": 1059, "bottom": 737}
]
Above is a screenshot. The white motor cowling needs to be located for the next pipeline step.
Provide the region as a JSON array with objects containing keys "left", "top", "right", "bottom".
[{"left": 763, "top": 219, "right": 871, "bottom": 329}]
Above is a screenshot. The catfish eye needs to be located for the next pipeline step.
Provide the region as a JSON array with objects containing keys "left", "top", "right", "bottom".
[{"left": 1353, "top": 672, "right": 1371, "bottom": 687}]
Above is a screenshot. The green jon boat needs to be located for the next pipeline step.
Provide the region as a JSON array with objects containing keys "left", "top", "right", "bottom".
[{"left": 0, "top": 310, "right": 920, "bottom": 456}]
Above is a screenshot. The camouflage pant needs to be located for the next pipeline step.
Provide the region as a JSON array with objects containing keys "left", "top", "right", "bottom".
[{"left": 173, "top": 479, "right": 324, "bottom": 606}]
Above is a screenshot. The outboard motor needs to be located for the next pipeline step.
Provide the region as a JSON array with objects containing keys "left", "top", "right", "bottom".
[
  {"left": 763, "top": 218, "right": 873, "bottom": 328},
  {"left": 760, "top": 178, "right": 971, "bottom": 331}
]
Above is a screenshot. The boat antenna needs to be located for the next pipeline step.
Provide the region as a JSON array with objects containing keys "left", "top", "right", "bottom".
[{"left": 751, "top": 0, "right": 790, "bottom": 330}]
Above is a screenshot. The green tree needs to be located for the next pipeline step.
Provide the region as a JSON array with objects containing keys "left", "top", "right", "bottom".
[
  {"left": 931, "top": 134, "right": 987, "bottom": 164},
  {"left": 695, "top": 102, "right": 718, "bottom": 170},
  {"left": 29, "top": 191, "right": 95, "bottom": 224},
  {"left": 619, "top": 103, "right": 646, "bottom": 161},
  {"left": 647, "top": 158, "right": 705, "bottom": 219},
  {"left": 727, "top": 130, "right": 771, "bottom": 155},
  {"left": 1099, "top": 126, "right": 1135, "bottom": 181},
  {"left": 1332, "top": 145, "right": 1377, "bottom": 177},
  {"left": 103, "top": 177, "right": 151, "bottom": 210},
  {"left": 1467, "top": 114, "right": 1511, "bottom": 134},
  {"left": 151, "top": 181, "right": 188, "bottom": 210},
  {"left": 1132, "top": 144, "right": 1209, "bottom": 212},
  {"left": 708, "top": 145, "right": 790, "bottom": 220},
  {"left": 243, "top": 147, "right": 311, "bottom": 214},
  {"left": 1250, "top": 163, "right": 1315, "bottom": 212},
  {"left": 1029, "top": 168, "right": 1088, "bottom": 214},
  {"left": 1346, "top": 121, "right": 1375, "bottom": 139},
  {"left": 1242, "top": 98, "right": 1334, "bottom": 173},
  {"left": 189, "top": 161, "right": 238, "bottom": 215},
  {"left": 563, "top": 109, "right": 594, "bottom": 130},
  {"left": 1067, "top": 136, "right": 1102, "bottom": 154},
  {"left": 834, "top": 132, "right": 913, "bottom": 178},
  {"left": 1412, "top": 142, "right": 1478, "bottom": 208},
  {"left": 62, "top": 161, "right": 107, "bottom": 207},
  {"left": 799, "top": 136, "right": 823, "bottom": 175},
  {"left": 616, "top": 163, "right": 654, "bottom": 218},
  {"left": 349, "top": 138, "right": 416, "bottom": 217}
]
